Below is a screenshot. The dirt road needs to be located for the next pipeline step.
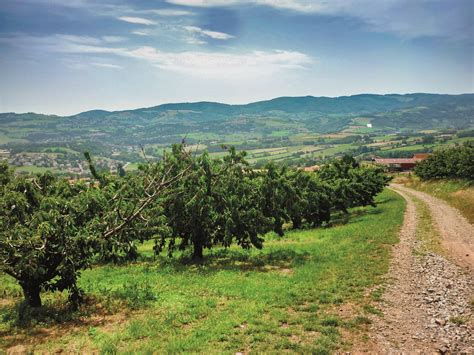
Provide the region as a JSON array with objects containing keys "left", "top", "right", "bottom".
[
  {"left": 363, "top": 184, "right": 473, "bottom": 353},
  {"left": 393, "top": 184, "right": 474, "bottom": 272}
]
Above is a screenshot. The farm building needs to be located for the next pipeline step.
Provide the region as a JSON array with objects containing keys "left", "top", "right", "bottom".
[{"left": 372, "top": 154, "right": 429, "bottom": 171}]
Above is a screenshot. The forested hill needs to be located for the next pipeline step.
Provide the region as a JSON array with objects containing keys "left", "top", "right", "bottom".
[
  {"left": 67, "top": 93, "right": 474, "bottom": 124},
  {"left": 2, "top": 93, "right": 474, "bottom": 127},
  {"left": 0, "top": 93, "right": 472, "bottom": 167}
]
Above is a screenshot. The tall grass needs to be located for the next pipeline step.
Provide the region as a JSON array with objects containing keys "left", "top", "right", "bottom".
[{"left": 397, "top": 175, "right": 474, "bottom": 223}]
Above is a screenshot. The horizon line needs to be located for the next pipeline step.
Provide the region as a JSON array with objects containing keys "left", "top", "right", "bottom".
[{"left": 2, "top": 91, "right": 473, "bottom": 117}]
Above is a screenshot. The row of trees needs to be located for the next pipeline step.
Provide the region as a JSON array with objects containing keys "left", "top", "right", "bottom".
[
  {"left": 414, "top": 142, "right": 474, "bottom": 180},
  {"left": 1, "top": 146, "right": 390, "bottom": 307}
]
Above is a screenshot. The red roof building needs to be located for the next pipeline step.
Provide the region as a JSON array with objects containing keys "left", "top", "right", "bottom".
[{"left": 373, "top": 154, "right": 430, "bottom": 171}]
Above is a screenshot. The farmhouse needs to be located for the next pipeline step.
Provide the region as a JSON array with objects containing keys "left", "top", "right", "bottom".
[{"left": 372, "top": 153, "right": 429, "bottom": 171}]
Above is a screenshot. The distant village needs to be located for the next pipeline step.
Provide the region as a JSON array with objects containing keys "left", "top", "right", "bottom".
[{"left": 1, "top": 144, "right": 430, "bottom": 177}]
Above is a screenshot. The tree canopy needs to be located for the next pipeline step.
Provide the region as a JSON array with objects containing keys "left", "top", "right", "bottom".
[
  {"left": 1, "top": 148, "right": 391, "bottom": 308},
  {"left": 414, "top": 142, "right": 474, "bottom": 180}
]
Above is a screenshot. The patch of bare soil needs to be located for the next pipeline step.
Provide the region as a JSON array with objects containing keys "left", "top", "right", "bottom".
[
  {"left": 3, "top": 302, "right": 130, "bottom": 353},
  {"left": 359, "top": 185, "right": 473, "bottom": 354}
]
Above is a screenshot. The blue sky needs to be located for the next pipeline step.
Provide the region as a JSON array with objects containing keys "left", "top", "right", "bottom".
[{"left": 0, "top": 0, "right": 472, "bottom": 115}]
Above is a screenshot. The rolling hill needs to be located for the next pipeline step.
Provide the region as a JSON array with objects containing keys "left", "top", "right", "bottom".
[{"left": 1, "top": 93, "right": 473, "bottom": 173}]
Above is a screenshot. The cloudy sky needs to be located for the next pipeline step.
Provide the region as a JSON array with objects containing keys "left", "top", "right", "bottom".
[{"left": 0, "top": 0, "right": 472, "bottom": 115}]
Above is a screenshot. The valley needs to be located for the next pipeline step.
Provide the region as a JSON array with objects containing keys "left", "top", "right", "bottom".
[{"left": 1, "top": 93, "right": 473, "bottom": 176}]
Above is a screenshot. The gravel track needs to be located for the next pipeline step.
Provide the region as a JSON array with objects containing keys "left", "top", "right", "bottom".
[
  {"left": 392, "top": 184, "right": 474, "bottom": 273},
  {"left": 363, "top": 185, "right": 473, "bottom": 354}
]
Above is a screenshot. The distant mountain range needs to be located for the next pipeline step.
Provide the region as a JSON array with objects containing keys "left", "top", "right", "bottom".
[
  {"left": 1, "top": 93, "right": 473, "bottom": 156},
  {"left": 61, "top": 92, "right": 474, "bottom": 120}
]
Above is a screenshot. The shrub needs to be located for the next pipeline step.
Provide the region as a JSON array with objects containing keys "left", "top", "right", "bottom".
[{"left": 414, "top": 142, "right": 474, "bottom": 180}]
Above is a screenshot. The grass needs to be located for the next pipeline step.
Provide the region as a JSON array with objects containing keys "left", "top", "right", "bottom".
[
  {"left": 411, "top": 196, "right": 443, "bottom": 255},
  {"left": 0, "top": 190, "right": 404, "bottom": 353},
  {"left": 316, "top": 144, "right": 356, "bottom": 157},
  {"left": 271, "top": 130, "right": 291, "bottom": 137},
  {"left": 399, "top": 176, "right": 474, "bottom": 224},
  {"left": 0, "top": 133, "right": 29, "bottom": 145},
  {"left": 14, "top": 166, "right": 66, "bottom": 174}
]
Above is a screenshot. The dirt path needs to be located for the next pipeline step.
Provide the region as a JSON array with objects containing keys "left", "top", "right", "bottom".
[
  {"left": 362, "top": 185, "right": 473, "bottom": 353},
  {"left": 392, "top": 184, "right": 474, "bottom": 272}
]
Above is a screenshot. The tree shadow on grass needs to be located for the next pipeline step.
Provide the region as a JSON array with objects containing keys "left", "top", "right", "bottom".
[
  {"left": 157, "top": 248, "right": 311, "bottom": 274},
  {"left": 0, "top": 294, "right": 115, "bottom": 337},
  {"left": 325, "top": 196, "right": 394, "bottom": 228}
]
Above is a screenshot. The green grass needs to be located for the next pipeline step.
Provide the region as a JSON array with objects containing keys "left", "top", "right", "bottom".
[
  {"left": 0, "top": 190, "right": 404, "bottom": 353},
  {"left": 316, "top": 144, "right": 356, "bottom": 157},
  {"left": 348, "top": 127, "right": 374, "bottom": 134},
  {"left": 271, "top": 130, "right": 291, "bottom": 137},
  {"left": 40, "top": 147, "right": 80, "bottom": 155},
  {"left": 400, "top": 176, "right": 474, "bottom": 224},
  {"left": 381, "top": 143, "right": 436, "bottom": 152},
  {"left": 0, "top": 133, "right": 29, "bottom": 145},
  {"left": 14, "top": 166, "right": 66, "bottom": 174},
  {"left": 411, "top": 196, "right": 443, "bottom": 255}
]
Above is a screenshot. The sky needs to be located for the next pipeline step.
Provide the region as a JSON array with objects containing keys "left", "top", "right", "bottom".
[{"left": 0, "top": 0, "right": 473, "bottom": 115}]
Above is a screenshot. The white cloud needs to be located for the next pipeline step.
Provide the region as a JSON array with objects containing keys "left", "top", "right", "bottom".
[
  {"left": 148, "top": 9, "right": 193, "bottom": 16},
  {"left": 183, "top": 26, "right": 234, "bottom": 40},
  {"left": 2, "top": 33, "right": 312, "bottom": 78},
  {"left": 91, "top": 62, "right": 123, "bottom": 69},
  {"left": 125, "top": 46, "right": 312, "bottom": 78},
  {"left": 166, "top": 0, "right": 471, "bottom": 40},
  {"left": 185, "top": 37, "right": 207, "bottom": 45},
  {"left": 166, "top": 0, "right": 317, "bottom": 10},
  {"left": 0, "top": 34, "right": 126, "bottom": 55},
  {"left": 118, "top": 16, "right": 156, "bottom": 26},
  {"left": 54, "top": 35, "right": 103, "bottom": 45},
  {"left": 102, "top": 36, "right": 126, "bottom": 43},
  {"left": 131, "top": 31, "right": 149, "bottom": 36},
  {"left": 166, "top": 0, "right": 239, "bottom": 6}
]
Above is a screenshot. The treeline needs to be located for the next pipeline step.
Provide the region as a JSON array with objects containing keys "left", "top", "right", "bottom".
[
  {"left": 0, "top": 146, "right": 390, "bottom": 308},
  {"left": 414, "top": 142, "right": 474, "bottom": 180}
]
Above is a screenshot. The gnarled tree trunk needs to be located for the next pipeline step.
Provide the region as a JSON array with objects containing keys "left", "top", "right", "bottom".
[{"left": 21, "top": 283, "right": 42, "bottom": 307}]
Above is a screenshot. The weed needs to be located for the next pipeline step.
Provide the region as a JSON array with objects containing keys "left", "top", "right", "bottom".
[
  {"left": 353, "top": 315, "right": 372, "bottom": 325},
  {"left": 321, "top": 316, "right": 341, "bottom": 327},
  {"left": 112, "top": 279, "right": 158, "bottom": 310},
  {"left": 449, "top": 316, "right": 467, "bottom": 325},
  {"left": 363, "top": 304, "right": 383, "bottom": 316}
]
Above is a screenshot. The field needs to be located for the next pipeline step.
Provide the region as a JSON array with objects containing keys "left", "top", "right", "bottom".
[
  {"left": 0, "top": 190, "right": 404, "bottom": 353},
  {"left": 1, "top": 94, "right": 473, "bottom": 175}
]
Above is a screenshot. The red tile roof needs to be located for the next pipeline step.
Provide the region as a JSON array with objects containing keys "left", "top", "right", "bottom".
[{"left": 373, "top": 158, "right": 416, "bottom": 164}]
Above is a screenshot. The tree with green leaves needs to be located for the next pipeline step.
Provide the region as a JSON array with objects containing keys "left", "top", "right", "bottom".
[
  {"left": 259, "top": 163, "right": 291, "bottom": 236},
  {"left": 0, "top": 146, "right": 190, "bottom": 307},
  {"left": 299, "top": 173, "right": 332, "bottom": 227},
  {"left": 318, "top": 155, "right": 390, "bottom": 213},
  {"left": 414, "top": 142, "right": 474, "bottom": 180},
  {"left": 0, "top": 165, "right": 105, "bottom": 307},
  {"left": 158, "top": 147, "right": 271, "bottom": 260}
]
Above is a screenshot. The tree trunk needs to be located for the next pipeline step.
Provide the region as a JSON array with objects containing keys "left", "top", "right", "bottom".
[
  {"left": 21, "top": 284, "right": 42, "bottom": 307},
  {"left": 274, "top": 218, "right": 284, "bottom": 237},
  {"left": 292, "top": 217, "right": 302, "bottom": 230},
  {"left": 192, "top": 242, "right": 204, "bottom": 261}
]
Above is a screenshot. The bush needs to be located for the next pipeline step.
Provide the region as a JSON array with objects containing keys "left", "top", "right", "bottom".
[{"left": 414, "top": 142, "right": 474, "bottom": 180}]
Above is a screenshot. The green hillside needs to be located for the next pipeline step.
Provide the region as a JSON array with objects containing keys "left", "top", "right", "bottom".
[{"left": 0, "top": 93, "right": 473, "bottom": 175}]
